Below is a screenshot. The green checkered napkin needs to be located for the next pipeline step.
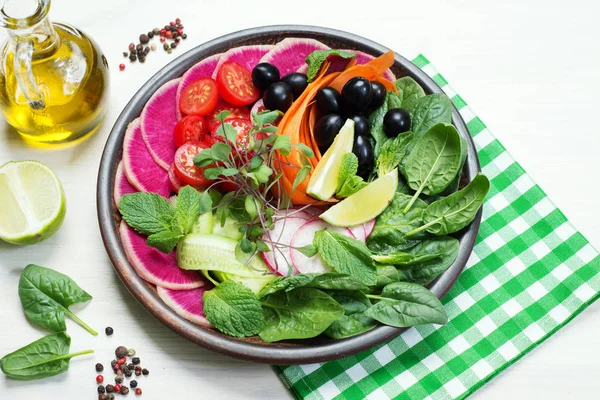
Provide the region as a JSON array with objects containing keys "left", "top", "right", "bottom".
[{"left": 274, "top": 54, "right": 600, "bottom": 400}]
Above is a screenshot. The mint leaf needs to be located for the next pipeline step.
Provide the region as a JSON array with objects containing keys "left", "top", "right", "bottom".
[
  {"left": 146, "top": 230, "right": 183, "bottom": 253},
  {"left": 335, "top": 153, "right": 367, "bottom": 198},
  {"left": 202, "top": 281, "right": 264, "bottom": 338},
  {"left": 305, "top": 49, "right": 356, "bottom": 82},
  {"left": 175, "top": 186, "right": 202, "bottom": 234},
  {"left": 337, "top": 176, "right": 367, "bottom": 198},
  {"left": 118, "top": 192, "right": 174, "bottom": 235},
  {"left": 313, "top": 229, "right": 377, "bottom": 286}
]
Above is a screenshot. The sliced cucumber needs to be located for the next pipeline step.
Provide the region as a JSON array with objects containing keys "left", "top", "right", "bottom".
[
  {"left": 212, "top": 217, "right": 243, "bottom": 240},
  {"left": 191, "top": 212, "right": 213, "bottom": 234}
]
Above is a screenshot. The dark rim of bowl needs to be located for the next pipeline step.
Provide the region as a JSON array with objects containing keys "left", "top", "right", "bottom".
[{"left": 97, "top": 24, "right": 482, "bottom": 365}]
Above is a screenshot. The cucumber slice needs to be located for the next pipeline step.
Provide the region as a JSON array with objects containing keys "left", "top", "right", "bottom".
[
  {"left": 191, "top": 212, "right": 213, "bottom": 234},
  {"left": 212, "top": 217, "right": 243, "bottom": 240}
]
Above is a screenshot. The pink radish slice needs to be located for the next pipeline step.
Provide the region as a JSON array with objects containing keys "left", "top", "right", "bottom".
[
  {"left": 119, "top": 222, "right": 204, "bottom": 290},
  {"left": 140, "top": 78, "right": 180, "bottom": 170},
  {"left": 122, "top": 119, "right": 172, "bottom": 197},
  {"left": 260, "top": 38, "right": 329, "bottom": 77},
  {"left": 348, "top": 225, "right": 366, "bottom": 243},
  {"left": 114, "top": 161, "right": 137, "bottom": 205},
  {"left": 157, "top": 285, "right": 213, "bottom": 328},
  {"left": 290, "top": 220, "right": 355, "bottom": 274},
  {"left": 175, "top": 53, "right": 222, "bottom": 120},
  {"left": 364, "top": 219, "right": 376, "bottom": 237},
  {"left": 261, "top": 217, "right": 308, "bottom": 277},
  {"left": 275, "top": 207, "right": 313, "bottom": 221},
  {"left": 212, "top": 45, "right": 274, "bottom": 79},
  {"left": 302, "top": 206, "right": 324, "bottom": 218}
]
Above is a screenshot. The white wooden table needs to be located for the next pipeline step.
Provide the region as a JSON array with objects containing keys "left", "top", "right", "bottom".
[{"left": 1, "top": 1, "right": 599, "bottom": 398}]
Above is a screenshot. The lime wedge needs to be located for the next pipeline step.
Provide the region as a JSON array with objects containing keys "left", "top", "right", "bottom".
[
  {"left": 320, "top": 168, "right": 398, "bottom": 227},
  {"left": 307, "top": 119, "right": 355, "bottom": 201},
  {"left": 0, "top": 161, "right": 66, "bottom": 245}
]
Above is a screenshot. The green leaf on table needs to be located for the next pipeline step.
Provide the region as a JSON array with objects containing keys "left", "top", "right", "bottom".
[
  {"left": 118, "top": 192, "right": 174, "bottom": 235},
  {"left": 324, "top": 290, "right": 377, "bottom": 339},
  {"left": 258, "top": 273, "right": 368, "bottom": 298},
  {"left": 305, "top": 49, "right": 356, "bottom": 82}
]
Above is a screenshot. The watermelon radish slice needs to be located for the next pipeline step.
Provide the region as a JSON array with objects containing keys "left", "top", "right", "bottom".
[
  {"left": 119, "top": 221, "right": 204, "bottom": 290},
  {"left": 260, "top": 38, "right": 329, "bottom": 77},
  {"left": 212, "top": 45, "right": 274, "bottom": 79},
  {"left": 364, "top": 219, "right": 376, "bottom": 237},
  {"left": 140, "top": 78, "right": 180, "bottom": 170},
  {"left": 122, "top": 119, "right": 172, "bottom": 197},
  {"left": 290, "top": 220, "right": 354, "bottom": 274},
  {"left": 348, "top": 225, "right": 366, "bottom": 243},
  {"left": 114, "top": 161, "right": 137, "bottom": 205},
  {"left": 261, "top": 217, "right": 307, "bottom": 276},
  {"left": 157, "top": 285, "right": 213, "bottom": 328},
  {"left": 175, "top": 53, "right": 222, "bottom": 120}
]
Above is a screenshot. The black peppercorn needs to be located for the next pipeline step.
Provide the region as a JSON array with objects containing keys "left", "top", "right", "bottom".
[
  {"left": 139, "top": 34, "right": 149, "bottom": 44},
  {"left": 132, "top": 357, "right": 140, "bottom": 365},
  {"left": 175, "top": 37, "right": 181, "bottom": 44},
  {"left": 170, "top": 42, "right": 177, "bottom": 49},
  {"left": 163, "top": 43, "right": 169, "bottom": 51},
  {"left": 121, "top": 364, "right": 129, "bottom": 373},
  {"left": 139, "top": 56, "right": 146, "bottom": 64},
  {"left": 105, "top": 327, "right": 114, "bottom": 336},
  {"left": 107, "top": 395, "right": 115, "bottom": 400},
  {"left": 125, "top": 369, "right": 133, "bottom": 378},
  {"left": 142, "top": 368, "right": 149, "bottom": 376},
  {"left": 106, "top": 384, "right": 115, "bottom": 393},
  {"left": 115, "top": 346, "right": 128, "bottom": 359},
  {"left": 130, "top": 380, "right": 138, "bottom": 388},
  {"left": 182, "top": 33, "right": 188, "bottom": 40},
  {"left": 127, "top": 363, "right": 134, "bottom": 369},
  {"left": 120, "top": 386, "right": 130, "bottom": 395},
  {"left": 147, "top": 31, "right": 154, "bottom": 39},
  {"left": 129, "top": 54, "right": 137, "bottom": 62},
  {"left": 122, "top": 52, "right": 128, "bottom": 57},
  {"left": 134, "top": 366, "right": 142, "bottom": 376},
  {"left": 136, "top": 44, "right": 143, "bottom": 52},
  {"left": 98, "top": 385, "right": 106, "bottom": 394},
  {"left": 115, "top": 376, "right": 124, "bottom": 384},
  {"left": 144, "top": 47, "right": 150, "bottom": 55},
  {"left": 95, "top": 363, "right": 104, "bottom": 372}
]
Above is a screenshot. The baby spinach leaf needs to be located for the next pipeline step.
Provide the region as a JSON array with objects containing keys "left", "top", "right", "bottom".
[
  {"left": 403, "top": 123, "right": 462, "bottom": 212},
  {"left": 368, "top": 93, "right": 391, "bottom": 159},
  {"left": 18, "top": 265, "right": 97, "bottom": 336},
  {"left": 258, "top": 273, "right": 368, "bottom": 298},
  {"left": 406, "top": 173, "right": 490, "bottom": 237},
  {"left": 305, "top": 50, "right": 356, "bottom": 82},
  {"left": 376, "top": 131, "right": 413, "bottom": 177},
  {"left": 0, "top": 332, "right": 93, "bottom": 380},
  {"left": 324, "top": 291, "right": 377, "bottom": 339},
  {"left": 441, "top": 136, "right": 468, "bottom": 195},
  {"left": 392, "top": 77, "right": 426, "bottom": 112},
  {"left": 375, "top": 265, "right": 400, "bottom": 287},
  {"left": 372, "top": 252, "right": 442, "bottom": 265},
  {"left": 395, "top": 237, "right": 460, "bottom": 285},
  {"left": 365, "top": 282, "right": 448, "bottom": 327},
  {"left": 409, "top": 94, "right": 452, "bottom": 135},
  {"left": 118, "top": 192, "right": 175, "bottom": 235},
  {"left": 202, "top": 281, "right": 264, "bottom": 338},
  {"left": 314, "top": 229, "right": 377, "bottom": 286},
  {"left": 259, "top": 288, "right": 344, "bottom": 342}
]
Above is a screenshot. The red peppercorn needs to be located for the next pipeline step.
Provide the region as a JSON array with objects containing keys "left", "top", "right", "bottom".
[
  {"left": 114, "top": 384, "right": 121, "bottom": 393},
  {"left": 176, "top": 17, "right": 181, "bottom": 24},
  {"left": 117, "top": 357, "right": 127, "bottom": 365},
  {"left": 160, "top": 28, "right": 166, "bottom": 35},
  {"left": 119, "top": 64, "right": 125, "bottom": 71},
  {"left": 177, "top": 28, "right": 183, "bottom": 35},
  {"left": 165, "top": 31, "right": 173, "bottom": 39},
  {"left": 128, "top": 43, "right": 135, "bottom": 51},
  {"left": 160, "top": 37, "right": 166, "bottom": 43},
  {"left": 135, "top": 388, "right": 142, "bottom": 395},
  {"left": 170, "top": 21, "right": 176, "bottom": 27},
  {"left": 96, "top": 375, "right": 104, "bottom": 383}
]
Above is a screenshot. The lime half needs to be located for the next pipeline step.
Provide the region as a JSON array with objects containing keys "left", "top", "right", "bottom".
[
  {"left": 0, "top": 161, "right": 66, "bottom": 245},
  {"left": 321, "top": 168, "right": 398, "bottom": 227},
  {"left": 307, "top": 119, "right": 355, "bottom": 201}
]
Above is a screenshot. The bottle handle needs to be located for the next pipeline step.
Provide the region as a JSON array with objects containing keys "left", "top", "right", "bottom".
[{"left": 14, "top": 37, "right": 46, "bottom": 110}]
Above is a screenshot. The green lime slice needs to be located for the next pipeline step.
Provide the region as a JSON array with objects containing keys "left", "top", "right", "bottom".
[{"left": 0, "top": 160, "right": 66, "bottom": 245}]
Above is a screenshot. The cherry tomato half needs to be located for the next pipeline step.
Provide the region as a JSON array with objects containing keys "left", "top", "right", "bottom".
[
  {"left": 169, "top": 163, "right": 204, "bottom": 193},
  {"left": 206, "top": 99, "right": 251, "bottom": 132},
  {"left": 173, "top": 115, "right": 214, "bottom": 148},
  {"left": 179, "top": 78, "right": 219, "bottom": 115},
  {"left": 174, "top": 142, "right": 215, "bottom": 187},
  {"left": 211, "top": 118, "right": 252, "bottom": 150},
  {"left": 216, "top": 62, "right": 260, "bottom": 106}
]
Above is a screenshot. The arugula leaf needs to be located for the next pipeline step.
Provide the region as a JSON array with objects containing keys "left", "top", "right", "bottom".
[
  {"left": 118, "top": 192, "right": 174, "bottom": 235},
  {"left": 305, "top": 49, "right": 356, "bottom": 82},
  {"left": 202, "top": 281, "right": 264, "bottom": 338},
  {"left": 174, "top": 186, "right": 202, "bottom": 234},
  {"left": 258, "top": 273, "right": 368, "bottom": 298},
  {"left": 146, "top": 230, "right": 184, "bottom": 253},
  {"left": 0, "top": 332, "right": 93, "bottom": 380},
  {"left": 259, "top": 288, "right": 344, "bottom": 342},
  {"left": 395, "top": 237, "right": 460, "bottom": 285},
  {"left": 324, "top": 291, "right": 377, "bottom": 339},
  {"left": 313, "top": 229, "right": 377, "bottom": 286},
  {"left": 18, "top": 265, "right": 97, "bottom": 335},
  {"left": 376, "top": 131, "right": 413, "bottom": 177}
]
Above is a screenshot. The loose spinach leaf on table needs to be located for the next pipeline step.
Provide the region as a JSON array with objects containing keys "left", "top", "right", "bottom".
[
  {"left": 0, "top": 332, "right": 93, "bottom": 380},
  {"left": 406, "top": 173, "right": 490, "bottom": 237},
  {"left": 258, "top": 273, "right": 368, "bottom": 298},
  {"left": 314, "top": 229, "right": 377, "bottom": 286},
  {"left": 376, "top": 132, "right": 413, "bottom": 177},
  {"left": 259, "top": 288, "right": 344, "bottom": 342},
  {"left": 18, "top": 265, "right": 97, "bottom": 335},
  {"left": 202, "top": 281, "right": 264, "bottom": 338},
  {"left": 403, "top": 123, "right": 462, "bottom": 213},
  {"left": 394, "top": 237, "right": 460, "bottom": 285},
  {"left": 365, "top": 282, "right": 448, "bottom": 327},
  {"left": 324, "top": 291, "right": 377, "bottom": 339}
]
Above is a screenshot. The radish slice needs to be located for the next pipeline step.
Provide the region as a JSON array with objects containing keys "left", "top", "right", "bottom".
[
  {"left": 275, "top": 207, "right": 313, "bottom": 221},
  {"left": 114, "top": 161, "right": 137, "bottom": 205},
  {"left": 260, "top": 38, "right": 329, "bottom": 77},
  {"left": 250, "top": 98, "right": 265, "bottom": 115},
  {"left": 364, "top": 219, "right": 376, "bottom": 238},
  {"left": 261, "top": 217, "right": 307, "bottom": 277},
  {"left": 290, "top": 220, "right": 354, "bottom": 274},
  {"left": 122, "top": 119, "right": 172, "bottom": 197},
  {"left": 140, "top": 78, "right": 180, "bottom": 170},
  {"left": 348, "top": 225, "right": 366, "bottom": 243},
  {"left": 212, "top": 45, "right": 274, "bottom": 80},
  {"left": 175, "top": 53, "right": 222, "bottom": 120},
  {"left": 157, "top": 285, "right": 213, "bottom": 328},
  {"left": 303, "top": 206, "right": 324, "bottom": 218},
  {"left": 119, "top": 222, "right": 204, "bottom": 290}
]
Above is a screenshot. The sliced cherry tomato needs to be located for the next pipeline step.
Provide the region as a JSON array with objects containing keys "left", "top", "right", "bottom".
[
  {"left": 216, "top": 62, "right": 260, "bottom": 106},
  {"left": 206, "top": 99, "right": 251, "bottom": 132},
  {"left": 211, "top": 118, "right": 252, "bottom": 150},
  {"left": 173, "top": 142, "right": 215, "bottom": 187},
  {"left": 179, "top": 78, "right": 219, "bottom": 115},
  {"left": 168, "top": 163, "right": 204, "bottom": 193},
  {"left": 173, "top": 115, "right": 214, "bottom": 148}
]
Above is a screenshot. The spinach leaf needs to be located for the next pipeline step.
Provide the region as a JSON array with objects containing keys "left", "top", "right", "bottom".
[
  {"left": 118, "top": 192, "right": 175, "bottom": 235},
  {"left": 314, "top": 229, "right": 377, "bottom": 286},
  {"left": 442, "top": 136, "right": 468, "bottom": 195},
  {"left": 376, "top": 131, "right": 413, "bottom": 177},
  {"left": 336, "top": 153, "right": 367, "bottom": 198},
  {"left": 18, "top": 265, "right": 97, "bottom": 335},
  {"left": 324, "top": 291, "right": 377, "bottom": 339},
  {"left": 403, "top": 123, "right": 462, "bottom": 212},
  {"left": 305, "top": 50, "right": 356, "bottom": 82},
  {"left": 375, "top": 264, "right": 400, "bottom": 287},
  {"left": 409, "top": 94, "right": 452, "bottom": 135},
  {"left": 391, "top": 77, "right": 426, "bottom": 112},
  {"left": 395, "top": 236, "right": 460, "bottom": 285},
  {"left": 406, "top": 173, "right": 490, "bottom": 237},
  {"left": 0, "top": 332, "right": 93, "bottom": 380},
  {"left": 365, "top": 282, "right": 447, "bottom": 327},
  {"left": 202, "top": 281, "right": 264, "bottom": 338},
  {"left": 258, "top": 273, "right": 368, "bottom": 298},
  {"left": 368, "top": 93, "right": 391, "bottom": 159},
  {"left": 259, "top": 288, "right": 344, "bottom": 342},
  {"left": 372, "top": 252, "right": 442, "bottom": 265}
]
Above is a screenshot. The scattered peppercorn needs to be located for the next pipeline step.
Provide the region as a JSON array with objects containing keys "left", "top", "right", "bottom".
[
  {"left": 98, "top": 385, "right": 106, "bottom": 394},
  {"left": 107, "top": 394, "right": 115, "bottom": 400},
  {"left": 175, "top": 37, "right": 181, "bottom": 44},
  {"left": 99, "top": 395, "right": 107, "bottom": 400},
  {"left": 120, "top": 386, "right": 130, "bottom": 395},
  {"left": 163, "top": 43, "right": 169, "bottom": 51},
  {"left": 135, "top": 367, "right": 142, "bottom": 376},
  {"left": 132, "top": 357, "right": 140, "bottom": 365},
  {"left": 122, "top": 52, "right": 128, "bottom": 57},
  {"left": 170, "top": 42, "right": 177, "bottom": 49},
  {"left": 135, "top": 44, "right": 143, "bottom": 52},
  {"left": 129, "top": 54, "right": 136, "bottom": 62},
  {"left": 119, "top": 63, "right": 126, "bottom": 71},
  {"left": 147, "top": 31, "right": 154, "bottom": 39},
  {"left": 151, "top": 43, "right": 156, "bottom": 51},
  {"left": 130, "top": 380, "right": 138, "bottom": 388},
  {"left": 117, "top": 357, "right": 127, "bottom": 365},
  {"left": 182, "top": 33, "right": 188, "bottom": 40},
  {"left": 105, "top": 326, "right": 114, "bottom": 336},
  {"left": 140, "top": 34, "right": 149, "bottom": 44},
  {"left": 96, "top": 375, "right": 104, "bottom": 384},
  {"left": 176, "top": 17, "right": 181, "bottom": 24},
  {"left": 160, "top": 36, "right": 166, "bottom": 43},
  {"left": 106, "top": 384, "right": 115, "bottom": 393},
  {"left": 115, "top": 376, "right": 124, "bottom": 384},
  {"left": 121, "top": 364, "right": 129, "bottom": 373},
  {"left": 95, "top": 363, "right": 104, "bottom": 372},
  {"left": 165, "top": 31, "right": 173, "bottom": 39},
  {"left": 142, "top": 368, "right": 149, "bottom": 376},
  {"left": 116, "top": 346, "right": 128, "bottom": 358},
  {"left": 135, "top": 388, "right": 142, "bottom": 396},
  {"left": 125, "top": 369, "right": 133, "bottom": 378},
  {"left": 167, "top": 48, "right": 172, "bottom": 54},
  {"left": 177, "top": 28, "right": 183, "bottom": 35},
  {"left": 128, "top": 44, "right": 134, "bottom": 51},
  {"left": 153, "top": 27, "right": 160, "bottom": 35},
  {"left": 114, "top": 384, "right": 121, "bottom": 393},
  {"left": 170, "top": 21, "right": 176, "bottom": 27},
  {"left": 116, "top": 369, "right": 124, "bottom": 377}
]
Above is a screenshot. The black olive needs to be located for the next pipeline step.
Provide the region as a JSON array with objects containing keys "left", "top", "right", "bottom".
[
  {"left": 281, "top": 73, "right": 308, "bottom": 99},
  {"left": 348, "top": 115, "right": 370, "bottom": 137},
  {"left": 383, "top": 108, "right": 411, "bottom": 137},
  {"left": 263, "top": 82, "right": 294, "bottom": 112},
  {"left": 369, "top": 81, "right": 386, "bottom": 110},
  {"left": 252, "top": 63, "right": 280, "bottom": 91},
  {"left": 352, "top": 135, "right": 374, "bottom": 180},
  {"left": 342, "top": 77, "right": 373, "bottom": 113},
  {"left": 316, "top": 87, "right": 344, "bottom": 116},
  {"left": 314, "top": 114, "right": 344, "bottom": 148}
]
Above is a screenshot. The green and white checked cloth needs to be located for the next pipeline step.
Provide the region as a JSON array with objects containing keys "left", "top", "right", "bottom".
[{"left": 274, "top": 54, "right": 600, "bottom": 400}]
